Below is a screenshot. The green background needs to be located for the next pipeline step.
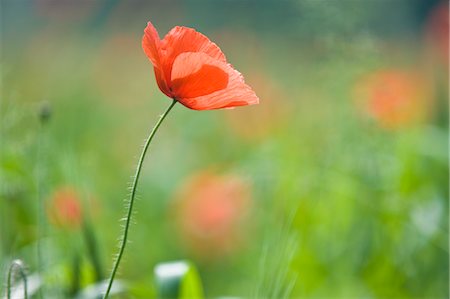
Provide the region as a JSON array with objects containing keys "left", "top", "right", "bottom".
[{"left": 1, "top": 0, "right": 448, "bottom": 298}]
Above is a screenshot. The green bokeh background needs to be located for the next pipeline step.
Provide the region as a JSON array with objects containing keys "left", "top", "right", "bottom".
[{"left": 1, "top": 0, "right": 448, "bottom": 298}]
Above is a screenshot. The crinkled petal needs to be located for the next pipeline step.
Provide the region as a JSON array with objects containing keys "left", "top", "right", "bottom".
[
  {"left": 171, "top": 53, "right": 259, "bottom": 110},
  {"left": 142, "top": 22, "right": 162, "bottom": 67},
  {"left": 154, "top": 67, "right": 172, "bottom": 98},
  {"left": 171, "top": 52, "right": 229, "bottom": 99},
  {"left": 161, "top": 26, "right": 226, "bottom": 82},
  {"left": 143, "top": 22, "right": 172, "bottom": 96}
]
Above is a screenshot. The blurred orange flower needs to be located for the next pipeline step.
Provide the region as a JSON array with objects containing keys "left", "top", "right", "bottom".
[
  {"left": 173, "top": 171, "right": 252, "bottom": 259},
  {"left": 47, "top": 187, "right": 83, "bottom": 229},
  {"left": 354, "top": 69, "right": 432, "bottom": 129},
  {"left": 142, "top": 22, "right": 259, "bottom": 110}
]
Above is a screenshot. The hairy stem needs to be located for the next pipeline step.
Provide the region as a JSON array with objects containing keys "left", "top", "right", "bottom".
[{"left": 103, "top": 99, "right": 177, "bottom": 299}]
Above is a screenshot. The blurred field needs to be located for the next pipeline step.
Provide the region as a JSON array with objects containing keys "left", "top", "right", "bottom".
[{"left": 1, "top": 1, "right": 449, "bottom": 298}]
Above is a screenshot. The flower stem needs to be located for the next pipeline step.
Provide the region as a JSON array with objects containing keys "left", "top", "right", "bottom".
[
  {"left": 7, "top": 259, "right": 28, "bottom": 299},
  {"left": 103, "top": 99, "right": 177, "bottom": 299}
]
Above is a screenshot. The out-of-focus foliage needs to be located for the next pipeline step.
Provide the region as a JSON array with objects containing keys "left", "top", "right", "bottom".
[
  {"left": 154, "top": 260, "right": 204, "bottom": 299},
  {"left": 1, "top": 0, "right": 448, "bottom": 298}
]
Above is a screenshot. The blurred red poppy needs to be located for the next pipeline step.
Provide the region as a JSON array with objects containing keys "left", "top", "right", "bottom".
[
  {"left": 47, "top": 187, "right": 83, "bottom": 229},
  {"left": 173, "top": 171, "right": 252, "bottom": 258},
  {"left": 142, "top": 22, "right": 259, "bottom": 110},
  {"left": 354, "top": 69, "right": 431, "bottom": 129}
]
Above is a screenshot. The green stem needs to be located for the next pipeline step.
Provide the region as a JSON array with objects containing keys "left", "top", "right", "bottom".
[
  {"left": 36, "top": 101, "right": 51, "bottom": 299},
  {"left": 103, "top": 99, "right": 177, "bottom": 299},
  {"left": 82, "top": 220, "right": 104, "bottom": 282},
  {"left": 7, "top": 259, "right": 28, "bottom": 299}
]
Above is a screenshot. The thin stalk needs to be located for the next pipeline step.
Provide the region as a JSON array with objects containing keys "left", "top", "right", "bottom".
[
  {"left": 69, "top": 254, "right": 80, "bottom": 297},
  {"left": 36, "top": 122, "right": 44, "bottom": 299},
  {"left": 7, "top": 259, "right": 28, "bottom": 299},
  {"left": 103, "top": 99, "right": 177, "bottom": 299},
  {"left": 37, "top": 101, "right": 50, "bottom": 299},
  {"left": 82, "top": 221, "right": 104, "bottom": 282}
]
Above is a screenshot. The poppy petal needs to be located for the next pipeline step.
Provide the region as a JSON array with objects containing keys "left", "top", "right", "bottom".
[
  {"left": 171, "top": 53, "right": 259, "bottom": 110},
  {"left": 143, "top": 22, "right": 172, "bottom": 96},
  {"left": 161, "top": 26, "right": 226, "bottom": 82},
  {"left": 154, "top": 67, "right": 172, "bottom": 98},
  {"left": 171, "top": 52, "right": 229, "bottom": 99},
  {"left": 162, "top": 26, "right": 226, "bottom": 61},
  {"left": 142, "top": 22, "right": 162, "bottom": 67}
]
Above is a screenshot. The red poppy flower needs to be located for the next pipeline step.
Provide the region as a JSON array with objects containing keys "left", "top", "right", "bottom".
[
  {"left": 173, "top": 171, "right": 252, "bottom": 258},
  {"left": 142, "top": 22, "right": 259, "bottom": 110}
]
